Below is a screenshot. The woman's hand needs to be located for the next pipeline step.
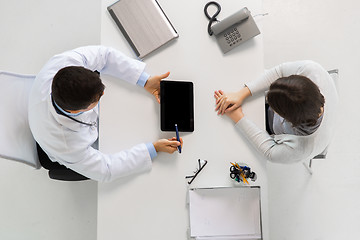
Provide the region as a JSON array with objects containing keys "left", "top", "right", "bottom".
[
  {"left": 214, "top": 87, "right": 251, "bottom": 115},
  {"left": 214, "top": 90, "right": 244, "bottom": 123},
  {"left": 225, "top": 107, "right": 245, "bottom": 123}
]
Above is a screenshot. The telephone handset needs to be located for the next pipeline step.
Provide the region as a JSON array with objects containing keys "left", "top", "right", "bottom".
[{"left": 204, "top": 2, "right": 260, "bottom": 54}]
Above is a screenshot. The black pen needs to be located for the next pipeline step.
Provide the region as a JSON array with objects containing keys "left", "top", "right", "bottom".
[{"left": 175, "top": 124, "right": 181, "bottom": 153}]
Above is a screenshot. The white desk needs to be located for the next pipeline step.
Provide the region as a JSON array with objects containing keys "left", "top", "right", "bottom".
[{"left": 98, "top": 0, "right": 268, "bottom": 239}]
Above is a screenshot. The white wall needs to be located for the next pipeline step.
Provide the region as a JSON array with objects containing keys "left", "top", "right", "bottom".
[
  {"left": 262, "top": 0, "right": 360, "bottom": 239},
  {"left": 0, "top": 1, "right": 100, "bottom": 239}
]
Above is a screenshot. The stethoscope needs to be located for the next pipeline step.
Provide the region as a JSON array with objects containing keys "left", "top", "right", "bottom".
[{"left": 51, "top": 97, "right": 97, "bottom": 128}]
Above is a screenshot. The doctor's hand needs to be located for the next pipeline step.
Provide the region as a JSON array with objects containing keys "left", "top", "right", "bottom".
[
  {"left": 145, "top": 72, "right": 170, "bottom": 104},
  {"left": 214, "top": 87, "right": 251, "bottom": 115},
  {"left": 153, "top": 137, "right": 183, "bottom": 154}
]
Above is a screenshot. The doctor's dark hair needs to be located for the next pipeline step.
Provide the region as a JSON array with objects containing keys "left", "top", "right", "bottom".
[
  {"left": 266, "top": 75, "right": 325, "bottom": 127},
  {"left": 52, "top": 66, "right": 105, "bottom": 111}
]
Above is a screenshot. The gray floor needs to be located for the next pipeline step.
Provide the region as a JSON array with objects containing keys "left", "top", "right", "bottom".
[{"left": 1, "top": 0, "right": 359, "bottom": 239}]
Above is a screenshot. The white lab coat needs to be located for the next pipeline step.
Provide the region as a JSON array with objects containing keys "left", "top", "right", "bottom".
[{"left": 28, "top": 46, "right": 152, "bottom": 182}]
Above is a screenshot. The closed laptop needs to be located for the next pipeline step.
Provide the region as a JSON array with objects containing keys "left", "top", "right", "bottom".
[{"left": 108, "top": 0, "right": 179, "bottom": 58}]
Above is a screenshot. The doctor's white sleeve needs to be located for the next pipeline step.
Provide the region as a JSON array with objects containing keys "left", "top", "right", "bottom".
[
  {"left": 53, "top": 142, "right": 153, "bottom": 182},
  {"left": 56, "top": 45, "right": 147, "bottom": 85}
]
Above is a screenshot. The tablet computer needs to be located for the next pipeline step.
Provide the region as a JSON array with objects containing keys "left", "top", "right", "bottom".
[{"left": 160, "top": 80, "right": 194, "bottom": 132}]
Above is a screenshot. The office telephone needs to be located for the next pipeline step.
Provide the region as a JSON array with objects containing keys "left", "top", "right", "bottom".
[{"left": 204, "top": 1, "right": 260, "bottom": 54}]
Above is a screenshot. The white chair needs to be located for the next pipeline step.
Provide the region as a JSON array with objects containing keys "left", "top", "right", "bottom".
[
  {"left": 303, "top": 69, "right": 339, "bottom": 174},
  {"left": 0, "top": 71, "right": 40, "bottom": 168},
  {"left": 0, "top": 71, "right": 90, "bottom": 181}
]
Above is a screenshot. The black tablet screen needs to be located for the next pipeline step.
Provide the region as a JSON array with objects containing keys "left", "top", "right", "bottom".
[{"left": 160, "top": 80, "right": 194, "bottom": 132}]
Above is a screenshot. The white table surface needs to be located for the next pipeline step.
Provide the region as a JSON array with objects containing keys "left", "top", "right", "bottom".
[{"left": 98, "top": 0, "right": 268, "bottom": 239}]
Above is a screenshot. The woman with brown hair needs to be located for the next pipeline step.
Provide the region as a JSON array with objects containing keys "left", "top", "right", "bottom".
[{"left": 214, "top": 61, "right": 338, "bottom": 163}]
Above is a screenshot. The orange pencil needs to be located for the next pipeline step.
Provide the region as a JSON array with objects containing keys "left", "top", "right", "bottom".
[{"left": 242, "top": 174, "right": 249, "bottom": 184}]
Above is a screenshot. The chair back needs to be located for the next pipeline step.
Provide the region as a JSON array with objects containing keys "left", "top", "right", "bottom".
[
  {"left": 304, "top": 69, "right": 339, "bottom": 174},
  {"left": 0, "top": 71, "right": 40, "bottom": 168}
]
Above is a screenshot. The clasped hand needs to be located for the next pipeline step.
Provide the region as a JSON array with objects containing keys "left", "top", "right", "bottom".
[{"left": 214, "top": 89, "right": 248, "bottom": 123}]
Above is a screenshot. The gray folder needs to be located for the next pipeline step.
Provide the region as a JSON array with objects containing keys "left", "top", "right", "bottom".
[{"left": 108, "top": 0, "right": 178, "bottom": 59}]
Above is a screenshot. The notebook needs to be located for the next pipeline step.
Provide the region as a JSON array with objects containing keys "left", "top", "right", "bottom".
[{"left": 107, "top": 0, "right": 179, "bottom": 59}]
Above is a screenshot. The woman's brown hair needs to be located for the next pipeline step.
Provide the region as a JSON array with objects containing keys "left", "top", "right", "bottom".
[{"left": 267, "top": 75, "right": 325, "bottom": 127}]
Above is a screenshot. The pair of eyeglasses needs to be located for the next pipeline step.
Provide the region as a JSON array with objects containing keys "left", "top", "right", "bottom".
[{"left": 185, "top": 159, "right": 208, "bottom": 184}]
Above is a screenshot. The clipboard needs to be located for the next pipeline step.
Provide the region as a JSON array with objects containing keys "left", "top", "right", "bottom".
[{"left": 188, "top": 187, "right": 262, "bottom": 239}]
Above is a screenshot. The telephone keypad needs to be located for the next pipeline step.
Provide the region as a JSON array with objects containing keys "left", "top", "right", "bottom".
[{"left": 224, "top": 27, "right": 242, "bottom": 47}]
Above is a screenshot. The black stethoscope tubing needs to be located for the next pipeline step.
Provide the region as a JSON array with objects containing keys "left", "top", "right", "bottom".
[{"left": 51, "top": 97, "right": 96, "bottom": 127}]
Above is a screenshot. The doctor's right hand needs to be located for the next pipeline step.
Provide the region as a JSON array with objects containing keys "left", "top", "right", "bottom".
[{"left": 153, "top": 137, "right": 183, "bottom": 154}]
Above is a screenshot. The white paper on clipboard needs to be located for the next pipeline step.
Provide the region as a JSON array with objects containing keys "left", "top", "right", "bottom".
[{"left": 188, "top": 187, "right": 262, "bottom": 239}]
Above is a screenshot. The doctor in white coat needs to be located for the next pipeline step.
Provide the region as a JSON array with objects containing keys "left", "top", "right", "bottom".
[{"left": 28, "top": 45, "right": 182, "bottom": 182}]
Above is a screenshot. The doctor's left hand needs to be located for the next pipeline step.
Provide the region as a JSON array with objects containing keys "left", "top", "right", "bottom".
[
  {"left": 145, "top": 72, "right": 170, "bottom": 104},
  {"left": 153, "top": 137, "right": 183, "bottom": 154}
]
